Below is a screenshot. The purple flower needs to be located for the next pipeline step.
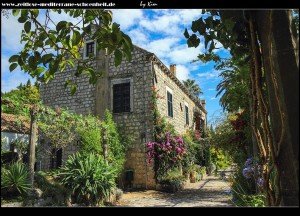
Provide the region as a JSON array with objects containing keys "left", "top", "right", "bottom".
[
  {"left": 257, "top": 177, "right": 264, "bottom": 187},
  {"left": 176, "top": 147, "right": 182, "bottom": 152},
  {"left": 158, "top": 154, "right": 162, "bottom": 159},
  {"left": 244, "top": 157, "right": 253, "bottom": 167},
  {"left": 177, "top": 137, "right": 183, "bottom": 143},
  {"left": 242, "top": 167, "right": 253, "bottom": 179}
]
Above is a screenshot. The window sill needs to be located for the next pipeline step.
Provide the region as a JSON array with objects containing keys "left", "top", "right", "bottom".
[{"left": 113, "top": 112, "right": 134, "bottom": 115}]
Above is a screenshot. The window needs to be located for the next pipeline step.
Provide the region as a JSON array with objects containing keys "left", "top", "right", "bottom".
[
  {"left": 83, "top": 40, "right": 96, "bottom": 59},
  {"left": 167, "top": 91, "right": 173, "bottom": 117},
  {"left": 113, "top": 82, "right": 131, "bottom": 113},
  {"left": 185, "top": 105, "right": 189, "bottom": 126}
]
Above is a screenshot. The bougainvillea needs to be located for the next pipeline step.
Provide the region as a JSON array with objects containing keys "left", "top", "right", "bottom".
[
  {"left": 146, "top": 132, "right": 187, "bottom": 180},
  {"left": 230, "top": 111, "right": 248, "bottom": 148}
]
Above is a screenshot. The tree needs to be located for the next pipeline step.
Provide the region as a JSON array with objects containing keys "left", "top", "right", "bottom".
[
  {"left": 2, "top": 82, "right": 40, "bottom": 115},
  {"left": 185, "top": 10, "right": 299, "bottom": 206},
  {"left": 26, "top": 79, "right": 31, "bottom": 87},
  {"left": 8, "top": 9, "right": 133, "bottom": 94},
  {"left": 182, "top": 79, "right": 203, "bottom": 99}
]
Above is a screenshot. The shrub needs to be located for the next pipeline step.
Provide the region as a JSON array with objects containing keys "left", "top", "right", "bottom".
[
  {"left": 76, "top": 110, "right": 127, "bottom": 175},
  {"left": 231, "top": 163, "right": 258, "bottom": 206},
  {"left": 159, "top": 169, "right": 187, "bottom": 193},
  {"left": 58, "top": 152, "right": 118, "bottom": 206},
  {"left": 1, "top": 162, "right": 31, "bottom": 197},
  {"left": 146, "top": 132, "right": 187, "bottom": 180},
  {"left": 102, "top": 110, "right": 127, "bottom": 174},
  {"left": 75, "top": 114, "right": 102, "bottom": 154},
  {"left": 34, "top": 171, "right": 69, "bottom": 205},
  {"left": 1, "top": 151, "right": 19, "bottom": 165}
]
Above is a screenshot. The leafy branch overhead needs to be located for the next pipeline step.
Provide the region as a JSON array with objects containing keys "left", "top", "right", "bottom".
[{"left": 9, "top": 9, "right": 133, "bottom": 94}]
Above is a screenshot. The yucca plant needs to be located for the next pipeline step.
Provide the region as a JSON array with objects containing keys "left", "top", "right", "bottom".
[
  {"left": 58, "top": 152, "right": 118, "bottom": 206},
  {"left": 1, "top": 162, "right": 31, "bottom": 197}
]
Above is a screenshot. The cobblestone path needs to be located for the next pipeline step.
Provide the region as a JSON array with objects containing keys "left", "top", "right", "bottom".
[{"left": 117, "top": 170, "right": 234, "bottom": 207}]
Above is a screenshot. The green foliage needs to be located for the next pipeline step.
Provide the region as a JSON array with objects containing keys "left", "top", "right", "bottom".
[
  {"left": 231, "top": 162, "right": 266, "bottom": 207},
  {"left": 1, "top": 152, "right": 19, "bottom": 165},
  {"left": 34, "top": 171, "right": 69, "bottom": 205},
  {"left": 1, "top": 80, "right": 40, "bottom": 116},
  {"left": 237, "top": 194, "right": 266, "bottom": 207},
  {"left": 159, "top": 169, "right": 186, "bottom": 193},
  {"left": 216, "top": 61, "right": 250, "bottom": 112},
  {"left": 75, "top": 114, "right": 102, "bottom": 154},
  {"left": 1, "top": 162, "right": 31, "bottom": 197},
  {"left": 181, "top": 131, "right": 207, "bottom": 170},
  {"left": 10, "top": 9, "right": 133, "bottom": 94},
  {"left": 101, "top": 110, "right": 126, "bottom": 174},
  {"left": 59, "top": 152, "right": 118, "bottom": 206},
  {"left": 210, "top": 147, "right": 231, "bottom": 171},
  {"left": 38, "top": 107, "right": 77, "bottom": 155},
  {"left": 75, "top": 110, "right": 127, "bottom": 175}
]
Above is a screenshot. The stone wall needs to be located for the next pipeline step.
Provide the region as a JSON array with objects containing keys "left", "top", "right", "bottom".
[
  {"left": 40, "top": 45, "right": 156, "bottom": 188},
  {"left": 107, "top": 46, "right": 156, "bottom": 189},
  {"left": 40, "top": 46, "right": 97, "bottom": 170},
  {"left": 153, "top": 63, "right": 206, "bottom": 135},
  {"left": 39, "top": 42, "right": 206, "bottom": 188}
]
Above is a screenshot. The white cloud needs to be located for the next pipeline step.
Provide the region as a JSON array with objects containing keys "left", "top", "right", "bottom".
[
  {"left": 139, "top": 12, "right": 181, "bottom": 36},
  {"left": 145, "top": 37, "right": 180, "bottom": 57},
  {"left": 112, "top": 9, "right": 143, "bottom": 30},
  {"left": 177, "top": 9, "right": 202, "bottom": 25},
  {"left": 127, "top": 28, "right": 148, "bottom": 46},
  {"left": 175, "top": 65, "right": 190, "bottom": 81},
  {"left": 1, "top": 12, "right": 24, "bottom": 53},
  {"left": 167, "top": 44, "right": 204, "bottom": 64},
  {"left": 197, "top": 70, "right": 220, "bottom": 79},
  {"left": 210, "top": 97, "right": 218, "bottom": 100},
  {"left": 208, "top": 88, "right": 216, "bottom": 91}
]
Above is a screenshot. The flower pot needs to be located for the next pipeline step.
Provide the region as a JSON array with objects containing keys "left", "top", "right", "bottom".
[{"left": 190, "top": 171, "right": 196, "bottom": 183}]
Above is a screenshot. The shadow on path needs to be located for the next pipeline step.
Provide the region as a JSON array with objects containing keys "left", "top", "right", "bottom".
[{"left": 118, "top": 170, "right": 233, "bottom": 207}]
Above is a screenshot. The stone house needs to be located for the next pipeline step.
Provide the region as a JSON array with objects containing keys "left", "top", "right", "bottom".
[
  {"left": 1, "top": 113, "right": 30, "bottom": 152},
  {"left": 40, "top": 29, "right": 207, "bottom": 189}
]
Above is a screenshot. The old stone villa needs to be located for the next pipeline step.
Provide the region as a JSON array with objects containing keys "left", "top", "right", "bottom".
[{"left": 40, "top": 26, "right": 207, "bottom": 189}]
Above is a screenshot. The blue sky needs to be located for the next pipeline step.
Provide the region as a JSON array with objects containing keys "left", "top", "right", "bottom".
[{"left": 1, "top": 9, "right": 229, "bottom": 125}]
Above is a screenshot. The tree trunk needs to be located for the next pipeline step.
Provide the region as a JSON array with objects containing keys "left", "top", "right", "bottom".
[
  {"left": 101, "top": 127, "right": 108, "bottom": 164},
  {"left": 29, "top": 107, "right": 38, "bottom": 189},
  {"left": 255, "top": 10, "right": 299, "bottom": 206}
]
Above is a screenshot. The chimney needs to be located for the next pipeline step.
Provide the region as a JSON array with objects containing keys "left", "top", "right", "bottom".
[
  {"left": 170, "top": 64, "right": 176, "bottom": 77},
  {"left": 201, "top": 100, "right": 206, "bottom": 109}
]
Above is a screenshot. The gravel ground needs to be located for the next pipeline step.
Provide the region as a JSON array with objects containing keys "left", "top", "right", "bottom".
[{"left": 116, "top": 170, "right": 234, "bottom": 207}]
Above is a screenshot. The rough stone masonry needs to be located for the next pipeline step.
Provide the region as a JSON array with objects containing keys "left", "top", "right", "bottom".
[{"left": 40, "top": 27, "right": 207, "bottom": 189}]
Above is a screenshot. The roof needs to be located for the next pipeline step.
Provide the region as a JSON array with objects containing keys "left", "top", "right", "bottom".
[{"left": 1, "top": 113, "right": 30, "bottom": 134}]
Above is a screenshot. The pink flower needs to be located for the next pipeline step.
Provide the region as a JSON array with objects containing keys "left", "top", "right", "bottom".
[
  {"left": 177, "top": 137, "right": 183, "bottom": 143},
  {"left": 147, "top": 142, "right": 153, "bottom": 148},
  {"left": 176, "top": 147, "right": 182, "bottom": 152}
]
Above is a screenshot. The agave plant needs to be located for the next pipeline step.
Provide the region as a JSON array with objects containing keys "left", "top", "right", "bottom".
[
  {"left": 59, "top": 152, "right": 118, "bottom": 206},
  {"left": 1, "top": 162, "right": 31, "bottom": 196}
]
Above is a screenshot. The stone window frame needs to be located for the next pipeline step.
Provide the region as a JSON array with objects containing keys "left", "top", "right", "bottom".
[
  {"left": 111, "top": 78, "right": 134, "bottom": 113},
  {"left": 83, "top": 39, "right": 96, "bottom": 60},
  {"left": 184, "top": 102, "right": 189, "bottom": 126},
  {"left": 166, "top": 86, "right": 173, "bottom": 118}
]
